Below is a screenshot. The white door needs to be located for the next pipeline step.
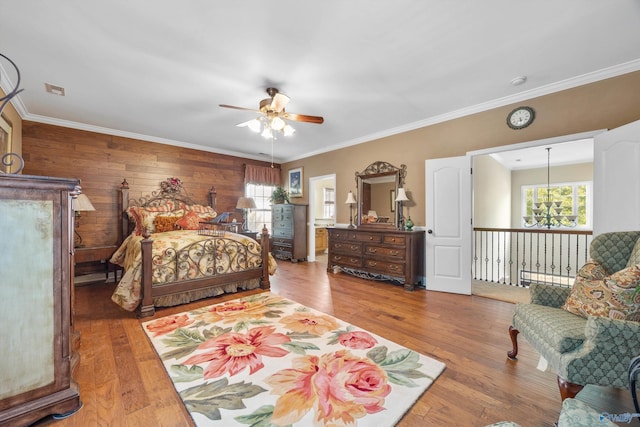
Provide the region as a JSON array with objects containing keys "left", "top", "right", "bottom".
[
  {"left": 425, "top": 156, "right": 472, "bottom": 294},
  {"left": 593, "top": 119, "right": 640, "bottom": 235}
]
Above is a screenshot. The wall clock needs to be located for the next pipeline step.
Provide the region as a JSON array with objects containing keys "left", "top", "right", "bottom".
[{"left": 507, "top": 106, "right": 535, "bottom": 130}]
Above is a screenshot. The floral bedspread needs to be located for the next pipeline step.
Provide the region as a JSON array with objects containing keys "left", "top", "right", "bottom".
[{"left": 110, "top": 230, "right": 276, "bottom": 311}]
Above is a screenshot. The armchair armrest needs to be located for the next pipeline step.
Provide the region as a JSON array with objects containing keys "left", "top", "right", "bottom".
[
  {"left": 560, "top": 316, "right": 640, "bottom": 388},
  {"left": 530, "top": 282, "right": 571, "bottom": 308}
]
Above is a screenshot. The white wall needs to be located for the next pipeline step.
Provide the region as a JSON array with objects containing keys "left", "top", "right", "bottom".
[{"left": 473, "top": 155, "right": 511, "bottom": 228}]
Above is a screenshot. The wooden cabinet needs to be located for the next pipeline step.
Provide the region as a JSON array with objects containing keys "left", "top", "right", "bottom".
[
  {"left": 0, "top": 174, "right": 81, "bottom": 426},
  {"left": 315, "top": 228, "right": 328, "bottom": 253},
  {"left": 271, "top": 204, "right": 307, "bottom": 262},
  {"left": 327, "top": 228, "right": 425, "bottom": 290}
]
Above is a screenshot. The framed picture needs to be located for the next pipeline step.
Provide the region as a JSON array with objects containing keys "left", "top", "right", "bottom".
[
  {"left": 0, "top": 114, "right": 12, "bottom": 174},
  {"left": 390, "top": 189, "right": 396, "bottom": 212},
  {"left": 288, "top": 167, "right": 303, "bottom": 198}
]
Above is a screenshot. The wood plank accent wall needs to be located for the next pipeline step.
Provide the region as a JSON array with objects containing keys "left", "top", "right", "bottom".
[{"left": 21, "top": 121, "right": 279, "bottom": 250}]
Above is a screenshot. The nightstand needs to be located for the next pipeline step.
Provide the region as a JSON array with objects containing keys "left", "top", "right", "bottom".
[
  {"left": 238, "top": 230, "right": 259, "bottom": 240},
  {"left": 74, "top": 245, "right": 120, "bottom": 281}
]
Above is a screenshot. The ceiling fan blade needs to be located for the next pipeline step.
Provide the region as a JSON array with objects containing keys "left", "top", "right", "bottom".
[
  {"left": 219, "top": 104, "right": 262, "bottom": 113},
  {"left": 270, "top": 93, "right": 290, "bottom": 112},
  {"left": 282, "top": 112, "right": 324, "bottom": 124}
]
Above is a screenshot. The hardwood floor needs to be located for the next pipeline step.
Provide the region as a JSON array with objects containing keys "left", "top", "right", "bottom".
[{"left": 36, "top": 259, "right": 633, "bottom": 426}]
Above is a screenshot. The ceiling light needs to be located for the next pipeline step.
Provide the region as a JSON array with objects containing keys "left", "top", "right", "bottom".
[
  {"left": 247, "top": 119, "right": 261, "bottom": 133},
  {"left": 510, "top": 76, "right": 527, "bottom": 86}
]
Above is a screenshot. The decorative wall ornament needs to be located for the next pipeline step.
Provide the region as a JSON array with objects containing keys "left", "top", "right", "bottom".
[{"left": 0, "top": 52, "right": 25, "bottom": 175}]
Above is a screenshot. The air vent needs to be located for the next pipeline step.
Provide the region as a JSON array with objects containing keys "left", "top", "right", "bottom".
[{"left": 45, "top": 83, "right": 65, "bottom": 96}]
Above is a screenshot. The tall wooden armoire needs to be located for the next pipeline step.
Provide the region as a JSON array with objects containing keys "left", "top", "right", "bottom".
[{"left": 0, "top": 174, "right": 81, "bottom": 426}]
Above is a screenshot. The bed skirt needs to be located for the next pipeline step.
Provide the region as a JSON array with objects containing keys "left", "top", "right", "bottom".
[{"left": 152, "top": 277, "right": 262, "bottom": 308}]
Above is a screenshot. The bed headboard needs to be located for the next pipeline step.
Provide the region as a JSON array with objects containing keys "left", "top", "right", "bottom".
[{"left": 117, "top": 178, "right": 217, "bottom": 244}]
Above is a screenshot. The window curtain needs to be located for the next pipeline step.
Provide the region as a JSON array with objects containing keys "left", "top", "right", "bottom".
[{"left": 244, "top": 164, "right": 281, "bottom": 186}]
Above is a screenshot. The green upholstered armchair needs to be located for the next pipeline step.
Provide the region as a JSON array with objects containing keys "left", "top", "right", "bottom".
[{"left": 507, "top": 231, "right": 640, "bottom": 400}]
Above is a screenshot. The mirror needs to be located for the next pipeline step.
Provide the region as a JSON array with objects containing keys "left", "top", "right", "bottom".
[{"left": 356, "top": 161, "right": 406, "bottom": 229}]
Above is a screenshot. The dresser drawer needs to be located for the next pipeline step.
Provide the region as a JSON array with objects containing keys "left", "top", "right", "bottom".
[
  {"left": 364, "top": 258, "right": 405, "bottom": 276},
  {"left": 382, "top": 235, "right": 407, "bottom": 246},
  {"left": 364, "top": 244, "right": 404, "bottom": 259},
  {"left": 329, "top": 229, "right": 357, "bottom": 241},
  {"left": 331, "top": 241, "right": 362, "bottom": 255},
  {"left": 272, "top": 228, "right": 293, "bottom": 238},
  {"left": 272, "top": 237, "right": 292, "bottom": 248},
  {"left": 354, "top": 232, "right": 382, "bottom": 243},
  {"left": 330, "top": 253, "right": 362, "bottom": 268}
]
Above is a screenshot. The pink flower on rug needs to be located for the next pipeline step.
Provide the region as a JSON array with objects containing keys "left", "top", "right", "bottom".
[
  {"left": 265, "top": 349, "right": 391, "bottom": 426},
  {"left": 338, "top": 331, "right": 378, "bottom": 349},
  {"left": 196, "top": 296, "right": 282, "bottom": 324},
  {"left": 184, "top": 325, "right": 291, "bottom": 379},
  {"left": 145, "top": 314, "right": 194, "bottom": 337},
  {"left": 279, "top": 311, "right": 340, "bottom": 335}
]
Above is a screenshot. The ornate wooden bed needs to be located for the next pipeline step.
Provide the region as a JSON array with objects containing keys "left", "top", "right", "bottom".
[{"left": 111, "top": 178, "right": 274, "bottom": 317}]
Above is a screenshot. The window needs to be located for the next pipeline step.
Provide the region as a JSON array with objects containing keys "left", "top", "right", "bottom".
[
  {"left": 521, "top": 181, "right": 591, "bottom": 229},
  {"left": 245, "top": 183, "right": 275, "bottom": 233},
  {"left": 323, "top": 188, "right": 335, "bottom": 218}
]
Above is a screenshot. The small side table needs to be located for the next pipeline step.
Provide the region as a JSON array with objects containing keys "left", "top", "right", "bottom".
[
  {"left": 238, "top": 230, "right": 259, "bottom": 240},
  {"left": 74, "top": 245, "right": 120, "bottom": 281}
]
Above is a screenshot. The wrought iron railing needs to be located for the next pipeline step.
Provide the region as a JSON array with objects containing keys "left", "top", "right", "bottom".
[{"left": 473, "top": 228, "right": 593, "bottom": 287}]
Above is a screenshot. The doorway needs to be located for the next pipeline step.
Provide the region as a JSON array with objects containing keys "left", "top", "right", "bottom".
[{"left": 307, "top": 174, "right": 336, "bottom": 263}]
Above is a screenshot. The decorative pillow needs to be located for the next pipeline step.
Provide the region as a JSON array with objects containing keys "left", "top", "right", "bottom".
[
  {"left": 626, "top": 236, "right": 640, "bottom": 268},
  {"left": 576, "top": 260, "right": 607, "bottom": 281},
  {"left": 154, "top": 215, "right": 182, "bottom": 233},
  {"left": 562, "top": 264, "right": 640, "bottom": 321},
  {"left": 175, "top": 210, "right": 202, "bottom": 230},
  {"left": 126, "top": 203, "right": 176, "bottom": 235},
  {"left": 181, "top": 204, "right": 218, "bottom": 221}
]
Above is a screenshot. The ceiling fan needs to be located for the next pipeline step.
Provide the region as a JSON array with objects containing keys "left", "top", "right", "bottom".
[{"left": 219, "top": 87, "right": 324, "bottom": 138}]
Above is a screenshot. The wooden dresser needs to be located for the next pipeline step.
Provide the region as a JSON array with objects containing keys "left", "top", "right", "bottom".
[
  {"left": 0, "top": 174, "right": 81, "bottom": 426},
  {"left": 271, "top": 204, "right": 307, "bottom": 262},
  {"left": 327, "top": 227, "right": 425, "bottom": 290}
]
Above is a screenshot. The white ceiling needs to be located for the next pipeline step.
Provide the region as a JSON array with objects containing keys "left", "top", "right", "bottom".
[{"left": 1, "top": 1, "right": 640, "bottom": 164}]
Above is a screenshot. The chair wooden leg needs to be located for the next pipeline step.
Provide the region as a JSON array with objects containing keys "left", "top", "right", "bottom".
[
  {"left": 557, "top": 376, "right": 583, "bottom": 400},
  {"left": 507, "top": 325, "right": 519, "bottom": 360}
]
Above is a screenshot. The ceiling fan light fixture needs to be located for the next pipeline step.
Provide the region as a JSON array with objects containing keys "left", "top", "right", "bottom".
[
  {"left": 261, "top": 127, "right": 273, "bottom": 139},
  {"left": 283, "top": 124, "right": 295, "bottom": 137},
  {"left": 270, "top": 116, "right": 285, "bottom": 130},
  {"left": 247, "top": 118, "right": 262, "bottom": 133}
]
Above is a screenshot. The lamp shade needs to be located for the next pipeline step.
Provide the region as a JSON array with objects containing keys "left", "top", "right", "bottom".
[
  {"left": 345, "top": 191, "right": 357, "bottom": 204},
  {"left": 236, "top": 197, "right": 256, "bottom": 210},
  {"left": 74, "top": 193, "right": 95, "bottom": 211},
  {"left": 395, "top": 188, "right": 409, "bottom": 202}
]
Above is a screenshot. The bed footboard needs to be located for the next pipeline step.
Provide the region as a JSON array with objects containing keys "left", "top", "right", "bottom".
[{"left": 138, "top": 227, "right": 271, "bottom": 317}]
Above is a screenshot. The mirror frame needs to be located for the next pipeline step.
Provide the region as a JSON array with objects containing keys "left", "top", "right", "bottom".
[{"left": 355, "top": 161, "right": 407, "bottom": 229}]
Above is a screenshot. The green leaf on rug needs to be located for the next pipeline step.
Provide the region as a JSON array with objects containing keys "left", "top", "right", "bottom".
[
  {"left": 180, "top": 378, "right": 267, "bottom": 421},
  {"left": 367, "top": 347, "right": 428, "bottom": 387},
  {"left": 170, "top": 364, "right": 203, "bottom": 382},
  {"left": 282, "top": 341, "right": 320, "bottom": 354},
  {"left": 235, "top": 405, "right": 278, "bottom": 427}
]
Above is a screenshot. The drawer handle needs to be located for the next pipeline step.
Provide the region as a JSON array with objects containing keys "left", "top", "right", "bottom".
[
  {"left": 391, "top": 237, "right": 396, "bottom": 242},
  {"left": 390, "top": 250, "right": 399, "bottom": 256},
  {"left": 351, "top": 245, "right": 359, "bottom": 250},
  {"left": 369, "top": 236, "right": 374, "bottom": 240},
  {"left": 350, "top": 258, "right": 359, "bottom": 263},
  {"left": 389, "top": 265, "right": 399, "bottom": 271},
  {"left": 335, "top": 243, "right": 343, "bottom": 248},
  {"left": 368, "top": 248, "right": 377, "bottom": 253},
  {"left": 335, "top": 256, "right": 342, "bottom": 261},
  {"left": 369, "top": 261, "right": 377, "bottom": 266}
]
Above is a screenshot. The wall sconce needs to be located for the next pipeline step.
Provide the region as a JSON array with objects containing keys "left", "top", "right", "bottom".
[
  {"left": 394, "top": 188, "right": 410, "bottom": 230},
  {"left": 74, "top": 193, "right": 95, "bottom": 247},
  {"left": 236, "top": 197, "right": 256, "bottom": 232},
  {"left": 345, "top": 191, "right": 357, "bottom": 229}
]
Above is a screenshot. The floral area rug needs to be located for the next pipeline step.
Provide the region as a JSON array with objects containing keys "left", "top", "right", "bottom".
[{"left": 142, "top": 292, "right": 446, "bottom": 426}]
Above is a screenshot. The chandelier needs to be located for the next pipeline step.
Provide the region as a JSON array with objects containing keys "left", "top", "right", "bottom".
[
  {"left": 522, "top": 147, "right": 577, "bottom": 229},
  {"left": 238, "top": 115, "right": 295, "bottom": 139}
]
